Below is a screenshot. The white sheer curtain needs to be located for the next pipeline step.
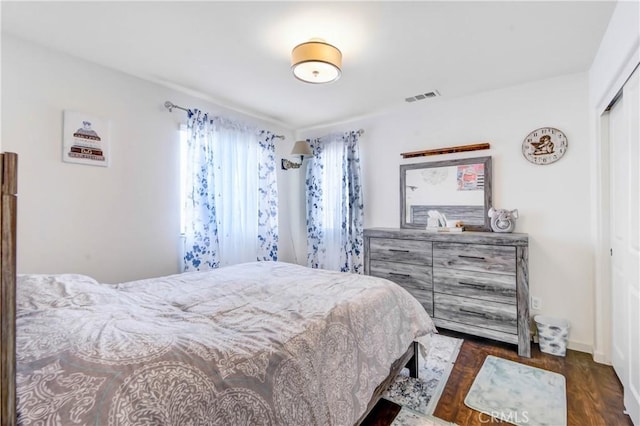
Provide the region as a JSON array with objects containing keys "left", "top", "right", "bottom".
[
  {"left": 211, "top": 118, "right": 260, "bottom": 267},
  {"left": 316, "top": 136, "right": 342, "bottom": 270}
]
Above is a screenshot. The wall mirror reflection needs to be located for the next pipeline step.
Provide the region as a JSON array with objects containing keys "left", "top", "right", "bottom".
[{"left": 400, "top": 156, "right": 492, "bottom": 231}]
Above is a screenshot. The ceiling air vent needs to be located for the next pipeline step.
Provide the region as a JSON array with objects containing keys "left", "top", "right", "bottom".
[{"left": 405, "top": 90, "right": 441, "bottom": 103}]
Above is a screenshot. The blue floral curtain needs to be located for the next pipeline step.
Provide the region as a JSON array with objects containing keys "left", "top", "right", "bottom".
[
  {"left": 183, "top": 110, "right": 220, "bottom": 271},
  {"left": 343, "top": 131, "right": 364, "bottom": 273},
  {"left": 306, "top": 130, "right": 364, "bottom": 273},
  {"left": 182, "top": 113, "right": 279, "bottom": 271},
  {"left": 257, "top": 131, "right": 279, "bottom": 261}
]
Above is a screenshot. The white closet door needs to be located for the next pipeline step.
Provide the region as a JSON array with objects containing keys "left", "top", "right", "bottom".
[{"left": 610, "top": 65, "right": 639, "bottom": 426}]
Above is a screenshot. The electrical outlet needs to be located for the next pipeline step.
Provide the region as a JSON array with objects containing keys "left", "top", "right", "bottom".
[{"left": 531, "top": 296, "right": 541, "bottom": 310}]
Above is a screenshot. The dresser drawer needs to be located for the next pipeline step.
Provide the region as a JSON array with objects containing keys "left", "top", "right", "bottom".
[
  {"left": 434, "top": 293, "right": 517, "bottom": 335},
  {"left": 370, "top": 238, "right": 432, "bottom": 265},
  {"left": 370, "top": 259, "right": 433, "bottom": 315},
  {"left": 433, "top": 267, "right": 516, "bottom": 304},
  {"left": 433, "top": 242, "right": 515, "bottom": 274}
]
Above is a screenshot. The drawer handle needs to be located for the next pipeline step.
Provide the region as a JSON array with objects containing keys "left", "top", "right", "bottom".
[
  {"left": 458, "top": 255, "right": 486, "bottom": 261},
  {"left": 389, "top": 272, "right": 411, "bottom": 278},
  {"left": 389, "top": 249, "right": 410, "bottom": 253},
  {"left": 459, "top": 281, "right": 487, "bottom": 289},
  {"left": 460, "top": 308, "right": 487, "bottom": 318}
]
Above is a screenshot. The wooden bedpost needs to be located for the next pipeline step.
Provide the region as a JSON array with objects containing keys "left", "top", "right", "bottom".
[{"left": 0, "top": 153, "right": 17, "bottom": 426}]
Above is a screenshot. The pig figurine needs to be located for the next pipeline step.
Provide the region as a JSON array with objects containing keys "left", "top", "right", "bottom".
[{"left": 488, "top": 207, "right": 519, "bottom": 233}]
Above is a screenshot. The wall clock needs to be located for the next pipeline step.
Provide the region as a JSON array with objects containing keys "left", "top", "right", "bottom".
[{"left": 522, "top": 127, "right": 568, "bottom": 165}]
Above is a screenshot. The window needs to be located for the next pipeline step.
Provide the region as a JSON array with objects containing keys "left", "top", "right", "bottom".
[
  {"left": 179, "top": 126, "right": 188, "bottom": 236},
  {"left": 181, "top": 114, "right": 278, "bottom": 271},
  {"left": 306, "top": 131, "right": 363, "bottom": 273}
]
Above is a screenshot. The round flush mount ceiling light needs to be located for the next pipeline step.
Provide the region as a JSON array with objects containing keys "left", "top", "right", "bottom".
[{"left": 291, "top": 39, "right": 342, "bottom": 84}]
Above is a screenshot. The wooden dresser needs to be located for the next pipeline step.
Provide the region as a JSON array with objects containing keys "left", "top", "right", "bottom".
[{"left": 364, "top": 228, "right": 530, "bottom": 357}]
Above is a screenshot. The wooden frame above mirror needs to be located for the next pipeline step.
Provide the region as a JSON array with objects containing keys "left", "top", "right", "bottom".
[{"left": 400, "top": 156, "right": 492, "bottom": 231}]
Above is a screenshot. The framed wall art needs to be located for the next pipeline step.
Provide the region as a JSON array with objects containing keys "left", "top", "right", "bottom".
[{"left": 62, "top": 111, "right": 110, "bottom": 167}]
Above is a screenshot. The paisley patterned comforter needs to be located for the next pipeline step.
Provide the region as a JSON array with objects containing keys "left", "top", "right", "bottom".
[{"left": 16, "top": 261, "right": 436, "bottom": 425}]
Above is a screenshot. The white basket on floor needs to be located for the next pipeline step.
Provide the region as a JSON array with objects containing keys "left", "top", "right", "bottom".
[{"left": 535, "top": 315, "right": 570, "bottom": 357}]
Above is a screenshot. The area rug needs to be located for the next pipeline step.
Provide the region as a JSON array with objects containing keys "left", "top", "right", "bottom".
[
  {"left": 391, "top": 407, "right": 457, "bottom": 426},
  {"left": 384, "top": 333, "right": 463, "bottom": 425},
  {"left": 464, "top": 355, "right": 567, "bottom": 426}
]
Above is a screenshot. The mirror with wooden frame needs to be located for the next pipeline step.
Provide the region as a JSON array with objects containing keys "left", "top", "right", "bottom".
[{"left": 400, "top": 156, "right": 492, "bottom": 231}]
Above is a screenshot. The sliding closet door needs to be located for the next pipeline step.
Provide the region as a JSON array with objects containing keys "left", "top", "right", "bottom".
[{"left": 609, "top": 65, "right": 639, "bottom": 426}]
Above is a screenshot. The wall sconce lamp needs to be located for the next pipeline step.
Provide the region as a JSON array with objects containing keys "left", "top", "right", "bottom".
[
  {"left": 291, "top": 39, "right": 342, "bottom": 84},
  {"left": 282, "top": 140, "right": 313, "bottom": 170}
]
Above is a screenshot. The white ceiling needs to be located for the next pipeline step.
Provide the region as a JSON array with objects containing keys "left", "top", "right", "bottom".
[{"left": 1, "top": 1, "right": 616, "bottom": 130}]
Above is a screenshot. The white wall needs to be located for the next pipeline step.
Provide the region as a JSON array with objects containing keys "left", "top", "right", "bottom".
[
  {"left": 1, "top": 35, "right": 295, "bottom": 283},
  {"left": 299, "top": 73, "right": 595, "bottom": 352},
  {"left": 589, "top": 1, "right": 640, "bottom": 112},
  {"left": 588, "top": 0, "right": 640, "bottom": 364}
]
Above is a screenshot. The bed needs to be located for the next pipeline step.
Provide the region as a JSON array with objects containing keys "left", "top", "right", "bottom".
[{"left": 1, "top": 152, "right": 437, "bottom": 425}]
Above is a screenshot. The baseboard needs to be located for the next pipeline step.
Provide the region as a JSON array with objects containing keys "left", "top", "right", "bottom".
[
  {"left": 592, "top": 350, "right": 611, "bottom": 365},
  {"left": 567, "top": 340, "right": 592, "bottom": 354}
]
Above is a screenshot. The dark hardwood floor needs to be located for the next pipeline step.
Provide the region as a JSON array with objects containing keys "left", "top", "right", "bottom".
[{"left": 362, "top": 330, "right": 633, "bottom": 426}]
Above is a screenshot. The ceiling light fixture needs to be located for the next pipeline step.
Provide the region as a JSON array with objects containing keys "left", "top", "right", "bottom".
[{"left": 291, "top": 39, "right": 342, "bottom": 84}]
